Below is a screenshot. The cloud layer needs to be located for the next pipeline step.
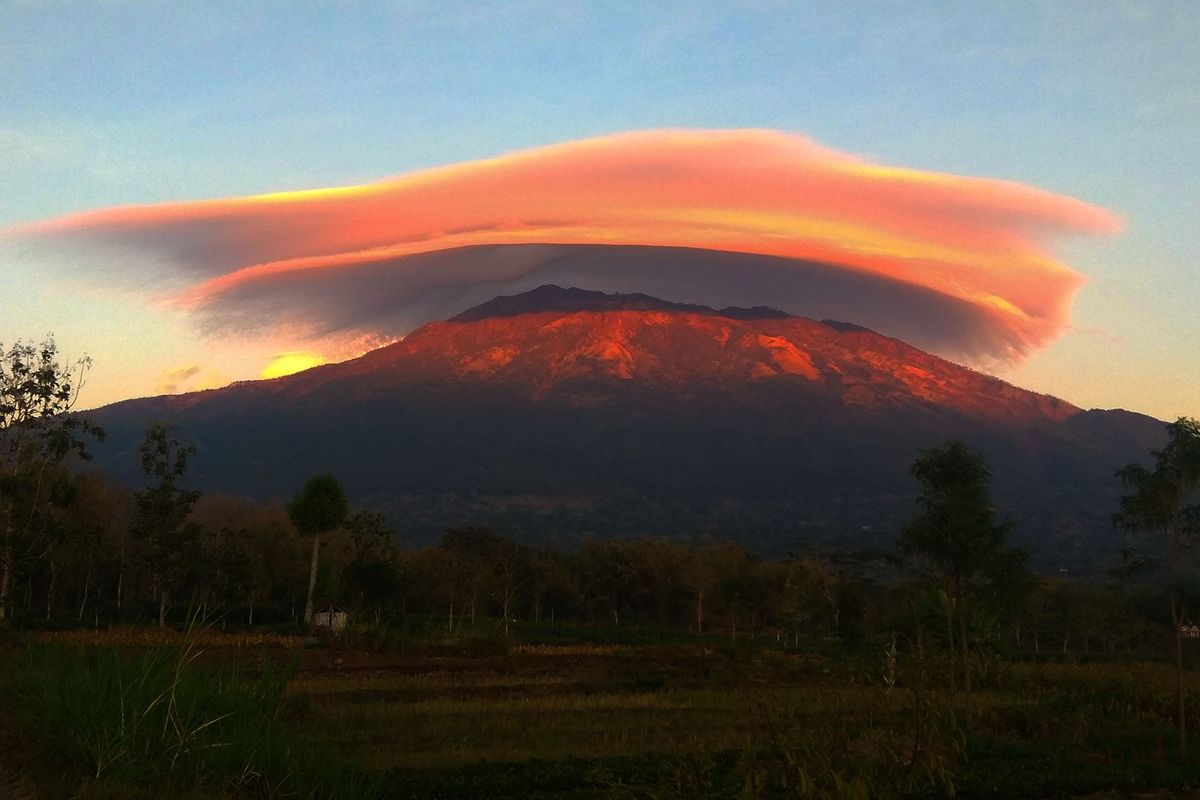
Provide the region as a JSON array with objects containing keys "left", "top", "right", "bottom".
[{"left": 9, "top": 129, "right": 1119, "bottom": 363}]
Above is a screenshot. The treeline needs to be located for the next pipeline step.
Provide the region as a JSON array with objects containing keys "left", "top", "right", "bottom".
[
  {"left": 0, "top": 337, "right": 1195, "bottom": 661},
  {"left": 0, "top": 463, "right": 1181, "bottom": 656}
]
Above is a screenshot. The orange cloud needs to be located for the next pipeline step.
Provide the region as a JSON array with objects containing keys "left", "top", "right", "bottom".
[{"left": 8, "top": 129, "right": 1119, "bottom": 361}]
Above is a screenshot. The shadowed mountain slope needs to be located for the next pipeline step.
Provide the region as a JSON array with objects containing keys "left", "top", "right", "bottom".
[{"left": 89, "top": 286, "right": 1163, "bottom": 570}]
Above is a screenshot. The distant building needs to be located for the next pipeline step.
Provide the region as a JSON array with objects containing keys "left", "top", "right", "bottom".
[
  {"left": 313, "top": 603, "right": 349, "bottom": 632},
  {"left": 1179, "top": 623, "right": 1200, "bottom": 639}
]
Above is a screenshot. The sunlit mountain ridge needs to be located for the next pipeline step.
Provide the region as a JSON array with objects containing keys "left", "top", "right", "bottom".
[{"left": 87, "top": 286, "right": 1163, "bottom": 571}]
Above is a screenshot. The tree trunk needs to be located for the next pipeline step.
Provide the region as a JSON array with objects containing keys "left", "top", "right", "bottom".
[
  {"left": 248, "top": 594, "right": 255, "bottom": 626},
  {"left": 158, "top": 589, "right": 168, "bottom": 628},
  {"left": 0, "top": 542, "right": 10, "bottom": 621},
  {"left": 115, "top": 550, "right": 124, "bottom": 617},
  {"left": 945, "top": 597, "right": 956, "bottom": 695},
  {"left": 696, "top": 591, "right": 703, "bottom": 634},
  {"left": 956, "top": 576, "right": 971, "bottom": 697},
  {"left": 303, "top": 533, "right": 320, "bottom": 625},
  {"left": 1170, "top": 591, "right": 1188, "bottom": 758},
  {"left": 45, "top": 557, "right": 55, "bottom": 621},
  {"left": 78, "top": 559, "right": 92, "bottom": 622}
]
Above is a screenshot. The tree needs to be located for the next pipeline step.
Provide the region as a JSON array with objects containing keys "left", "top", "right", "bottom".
[
  {"left": 1114, "top": 416, "right": 1200, "bottom": 757},
  {"left": 132, "top": 423, "right": 200, "bottom": 628},
  {"left": 899, "top": 440, "right": 1027, "bottom": 697},
  {"left": 0, "top": 336, "right": 101, "bottom": 622},
  {"left": 344, "top": 509, "right": 399, "bottom": 624},
  {"left": 526, "top": 549, "right": 579, "bottom": 624},
  {"left": 288, "top": 474, "right": 348, "bottom": 625}
]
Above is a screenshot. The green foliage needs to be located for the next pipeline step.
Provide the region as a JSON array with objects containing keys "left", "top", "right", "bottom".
[
  {"left": 900, "top": 440, "right": 1027, "bottom": 594},
  {"left": 1113, "top": 417, "right": 1200, "bottom": 756},
  {"left": 9, "top": 632, "right": 377, "bottom": 798},
  {"left": 736, "top": 654, "right": 964, "bottom": 800},
  {"left": 0, "top": 335, "right": 102, "bottom": 621},
  {"left": 132, "top": 423, "right": 201, "bottom": 626},
  {"left": 1114, "top": 417, "right": 1200, "bottom": 579},
  {"left": 899, "top": 440, "right": 1029, "bottom": 694},
  {"left": 10, "top": 622, "right": 1200, "bottom": 799},
  {"left": 287, "top": 474, "right": 349, "bottom": 537}
]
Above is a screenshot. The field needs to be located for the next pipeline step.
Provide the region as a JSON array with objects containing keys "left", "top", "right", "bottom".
[{"left": 3, "top": 623, "right": 1200, "bottom": 800}]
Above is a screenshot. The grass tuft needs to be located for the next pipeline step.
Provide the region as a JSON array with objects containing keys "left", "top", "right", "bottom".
[{"left": 10, "top": 631, "right": 375, "bottom": 799}]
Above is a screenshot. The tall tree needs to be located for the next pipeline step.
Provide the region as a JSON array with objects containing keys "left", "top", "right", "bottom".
[
  {"left": 1114, "top": 416, "right": 1200, "bottom": 757},
  {"left": 899, "top": 439, "right": 1027, "bottom": 697},
  {"left": 288, "top": 474, "right": 348, "bottom": 625},
  {"left": 0, "top": 336, "right": 101, "bottom": 622},
  {"left": 132, "top": 422, "right": 200, "bottom": 628}
]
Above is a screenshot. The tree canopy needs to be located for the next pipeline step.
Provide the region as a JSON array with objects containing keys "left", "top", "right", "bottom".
[
  {"left": 287, "top": 474, "right": 349, "bottom": 537},
  {"left": 900, "top": 439, "right": 1028, "bottom": 694},
  {"left": 0, "top": 336, "right": 102, "bottom": 621},
  {"left": 1113, "top": 416, "right": 1200, "bottom": 756}
]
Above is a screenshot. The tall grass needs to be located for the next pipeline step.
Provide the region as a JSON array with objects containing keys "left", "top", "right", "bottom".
[{"left": 10, "top": 632, "right": 376, "bottom": 798}]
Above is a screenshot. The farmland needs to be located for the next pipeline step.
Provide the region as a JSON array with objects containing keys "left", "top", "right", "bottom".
[{"left": 3, "top": 623, "right": 1199, "bottom": 799}]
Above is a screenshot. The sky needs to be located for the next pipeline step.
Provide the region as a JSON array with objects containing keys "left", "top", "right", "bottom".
[{"left": 0, "top": 2, "right": 1196, "bottom": 419}]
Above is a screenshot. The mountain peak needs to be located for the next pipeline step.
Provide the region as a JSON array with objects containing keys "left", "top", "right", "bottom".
[
  {"left": 450, "top": 284, "right": 792, "bottom": 323},
  {"left": 87, "top": 284, "right": 1166, "bottom": 569}
]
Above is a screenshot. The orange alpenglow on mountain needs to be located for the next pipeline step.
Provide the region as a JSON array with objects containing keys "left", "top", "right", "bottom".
[{"left": 258, "top": 286, "right": 1079, "bottom": 426}]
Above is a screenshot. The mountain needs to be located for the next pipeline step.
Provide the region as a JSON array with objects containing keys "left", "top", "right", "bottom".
[{"left": 88, "top": 285, "right": 1163, "bottom": 571}]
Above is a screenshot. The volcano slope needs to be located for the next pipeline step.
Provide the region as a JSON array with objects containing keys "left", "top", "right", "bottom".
[{"left": 88, "top": 285, "right": 1162, "bottom": 570}]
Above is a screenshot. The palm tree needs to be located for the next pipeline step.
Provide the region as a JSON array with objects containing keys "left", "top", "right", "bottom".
[{"left": 288, "top": 474, "right": 348, "bottom": 625}]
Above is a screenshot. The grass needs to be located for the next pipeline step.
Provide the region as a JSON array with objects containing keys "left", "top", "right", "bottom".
[
  {"left": 7, "top": 630, "right": 376, "bottom": 799},
  {"left": 5, "top": 625, "right": 1200, "bottom": 798},
  {"left": 30, "top": 625, "right": 306, "bottom": 651}
]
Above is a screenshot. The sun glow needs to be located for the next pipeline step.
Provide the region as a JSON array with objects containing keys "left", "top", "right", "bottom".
[{"left": 259, "top": 351, "right": 326, "bottom": 379}]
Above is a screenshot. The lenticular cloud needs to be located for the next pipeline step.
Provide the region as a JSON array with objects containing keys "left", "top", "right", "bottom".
[{"left": 9, "top": 129, "right": 1119, "bottom": 362}]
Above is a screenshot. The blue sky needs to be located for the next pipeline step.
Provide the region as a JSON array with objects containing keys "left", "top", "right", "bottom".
[{"left": 1, "top": 2, "right": 1197, "bottom": 418}]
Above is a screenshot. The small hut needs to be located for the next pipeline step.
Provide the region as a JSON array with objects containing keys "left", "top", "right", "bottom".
[
  {"left": 312, "top": 603, "right": 349, "bottom": 632},
  {"left": 1180, "top": 622, "right": 1200, "bottom": 640}
]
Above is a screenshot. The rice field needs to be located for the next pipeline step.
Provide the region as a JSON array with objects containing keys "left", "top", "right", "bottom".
[{"left": 5, "top": 627, "right": 1200, "bottom": 799}]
